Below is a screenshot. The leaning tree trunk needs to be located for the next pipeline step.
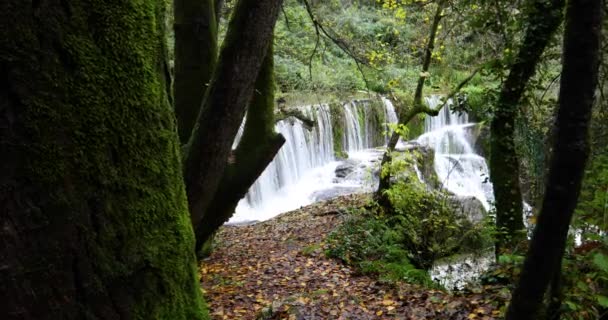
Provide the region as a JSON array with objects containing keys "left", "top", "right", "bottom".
[
  {"left": 174, "top": 0, "right": 218, "bottom": 143},
  {"left": 184, "top": 0, "right": 284, "bottom": 230},
  {"left": 506, "top": 1, "right": 602, "bottom": 319},
  {"left": 490, "top": 0, "right": 564, "bottom": 254},
  {"left": 195, "top": 43, "right": 285, "bottom": 248},
  {"left": 0, "top": 1, "right": 205, "bottom": 319}
]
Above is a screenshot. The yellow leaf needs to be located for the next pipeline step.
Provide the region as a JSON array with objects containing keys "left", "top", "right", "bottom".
[
  {"left": 474, "top": 307, "right": 485, "bottom": 314},
  {"left": 376, "top": 310, "right": 383, "bottom": 316},
  {"left": 382, "top": 299, "right": 395, "bottom": 306}
]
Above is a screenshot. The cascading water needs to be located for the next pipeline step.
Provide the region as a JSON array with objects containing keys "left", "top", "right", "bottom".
[
  {"left": 415, "top": 96, "right": 496, "bottom": 289},
  {"left": 231, "top": 104, "right": 335, "bottom": 222},
  {"left": 381, "top": 97, "right": 399, "bottom": 145},
  {"left": 417, "top": 96, "right": 494, "bottom": 210},
  {"left": 343, "top": 101, "right": 366, "bottom": 152},
  {"left": 229, "top": 98, "right": 399, "bottom": 223}
]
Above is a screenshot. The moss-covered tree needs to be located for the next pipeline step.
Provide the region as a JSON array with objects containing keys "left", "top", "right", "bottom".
[
  {"left": 490, "top": 0, "right": 564, "bottom": 253},
  {"left": 506, "top": 0, "right": 602, "bottom": 318},
  {"left": 174, "top": 0, "right": 218, "bottom": 143},
  {"left": 1, "top": 0, "right": 206, "bottom": 318}
]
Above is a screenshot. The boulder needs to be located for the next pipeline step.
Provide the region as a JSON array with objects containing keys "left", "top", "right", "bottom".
[
  {"left": 447, "top": 195, "right": 487, "bottom": 223},
  {"left": 334, "top": 160, "right": 358, "bottom": 178}
]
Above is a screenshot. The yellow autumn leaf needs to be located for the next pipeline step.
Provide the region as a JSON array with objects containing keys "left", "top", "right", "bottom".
[{"left": 382, "top": 299, "right": 395, "bottom": 306}]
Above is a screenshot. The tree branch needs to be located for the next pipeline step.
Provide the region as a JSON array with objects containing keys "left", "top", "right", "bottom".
[{"left": 275, "top": 107, "right": 316, "bottom": 130}]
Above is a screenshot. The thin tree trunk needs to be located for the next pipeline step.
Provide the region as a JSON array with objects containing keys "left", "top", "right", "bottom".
[
  {"left": 0, "top": 1, "right": 205, "bottom": 318},
  {"left": 376, "top": 0, "right": 444, "bottom": 207},
  {"left": 174, "top": 0, "right": 217, "bottom": 143},
  {"left": 506, "top": 1, "right": 602, "bottom": 318},
  {"left": 490, "top": 0, "right": 564, "bottom": 254},
  {"left": 194, "top": 44, "right": 286, "bottom": 248},
  {"left": 184, "top": 0, "right": 284, "bottom": 229}
]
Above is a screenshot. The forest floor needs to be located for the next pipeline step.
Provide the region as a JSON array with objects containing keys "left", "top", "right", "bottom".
[{"left": 199, "top": 194, "right": 506, "bottom": 320}]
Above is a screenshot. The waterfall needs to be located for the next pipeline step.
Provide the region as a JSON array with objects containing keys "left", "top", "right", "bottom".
[
  {"left": 343, "top": 101, "right": 366, "bottom": 152},
  {"left": 231, "top": 104, "right": 335, "bottom": 222},
  {"left": 229, "top": 98, "right": 399, "bottom": 223},
  {"left": 381, "top": 97, "right": 399, "bottom": 145},
  {"left": 417, "top": 96, "right": 495, "bottom": 210}
]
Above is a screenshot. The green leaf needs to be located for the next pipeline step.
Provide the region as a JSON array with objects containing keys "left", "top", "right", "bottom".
[
  {"left": 593, "top": 253, "right": 608, "bottom": 273},
  {"left": 597, "top": 295, "right": 608, "bottom": 308}
]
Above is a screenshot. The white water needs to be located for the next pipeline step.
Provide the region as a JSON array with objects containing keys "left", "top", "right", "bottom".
[
  {"left": 230, "top": 99, "right": 399, "bottom": 223},
  {"left": 412, "top": 96, "right": 496, "bottom": 289},
  {"left": 417, "top": 96, "right": 494, "bottom": 210}
]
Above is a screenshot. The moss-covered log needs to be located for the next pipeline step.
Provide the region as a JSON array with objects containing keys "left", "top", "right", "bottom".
[
  {"left": 184, "top": 0, "right": 284, "bottom": 229},
  {"left": 195, "top": 44, "right": 285, "bottom": 248},
  {"left": 174, "top": 0, "right": 218, "bottom": 143},
  {"left": 490, "top": 0, "right": 564, "bottom": 253},
  {"left": 0, "top": 1, "right": 206, "bottom": 318}
]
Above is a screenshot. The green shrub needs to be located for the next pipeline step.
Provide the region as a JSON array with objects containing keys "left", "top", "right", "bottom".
[{"left": 326, "top": 208, "right": 435, "bottom": 286}]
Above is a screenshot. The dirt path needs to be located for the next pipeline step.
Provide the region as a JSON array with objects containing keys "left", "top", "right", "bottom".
[{"left": 200, "top": 195, "right": 502, "bottom": 319}]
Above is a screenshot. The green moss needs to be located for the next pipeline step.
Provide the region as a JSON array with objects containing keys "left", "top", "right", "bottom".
[
  {"left": 369, "top": 99, "right": 387, "bottom": 146},
  {"left": 8, "top": 0, "right": 207, "bottom": 318},
  {"left": 329, "top": 102, "right": 348, "bottom": 158}
]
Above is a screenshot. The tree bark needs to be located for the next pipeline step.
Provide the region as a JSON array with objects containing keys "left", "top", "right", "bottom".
[
  {"left": 490, "top": 0, "right": 564, "bottom": 253},
  {"left": 194, "top": 44, "right": 286, "bottom": 248},
  {"left": 0, "top": 1, "right": 205, "bottom": 319},
  {"left": 184, "top": 0, "right": 284, "bottom": 230},
  {"left": 174, "top": 0, "right": 217, "bottom": 143},
  {"left": 505, "top": 0, "right": 602, "bottom": 318}
]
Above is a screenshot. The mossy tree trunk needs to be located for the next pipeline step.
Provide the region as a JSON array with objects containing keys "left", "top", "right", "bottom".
[
  {"left": 490, "top": 0, "right": 564, "bottom": 254},
  {"left": 194, "top": 44, "right": 286, "bottom": 248},
  {"left": 1, "top": 1, "right": 206, "bottom": 319},
  {"left": 174, "top": 0, "right": 218, "bottom": 143},
  {"left": 506, "top": 1, "right": 602, "bottom": 318},
  {"left": 183, "top": 0, "right": 284, "bottom": 233}
]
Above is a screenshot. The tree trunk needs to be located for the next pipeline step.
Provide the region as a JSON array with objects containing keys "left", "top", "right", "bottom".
[
  {"left": 505, "top": 0, "right": 602, "bottom": 318},
  {"left": 194, "top": 43, "right": 286, "bottom": 248},
  {"left": 490, "top": 0, "right": 564, "bottom": 253},
  {"left": 184, "top": 0, "right": 284, "bottom": 230},
  {"left": 0, "top": 1, "right": 206, "bottom": 319},
  {"left": 376, "top": 0, "right": 444, "bottom": 207},
  {"left": 174, "top": 0, "right": 217, "bottom": 143}
]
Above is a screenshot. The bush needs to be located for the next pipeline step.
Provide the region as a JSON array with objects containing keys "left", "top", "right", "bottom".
[{"left": 326, "top": 207, "right": 435, "bottom": 286}]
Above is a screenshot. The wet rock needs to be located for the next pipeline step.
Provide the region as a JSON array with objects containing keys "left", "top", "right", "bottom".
[
  {"left": 311, "top": 186, "right": 360, "bottom": 202},
  {"left": 447, "top": 195, "right": 487, "bottom": 223},
  {"left": 334, "top": 160, "right": 358, "bottom": 178},
  {"left": 393, "top": 142, "right": 439, "bottom": 188}
]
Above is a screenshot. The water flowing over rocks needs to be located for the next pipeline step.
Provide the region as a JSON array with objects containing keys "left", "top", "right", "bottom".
[{"left": 230, "top": 97, "right": 399, "bottom": 223}]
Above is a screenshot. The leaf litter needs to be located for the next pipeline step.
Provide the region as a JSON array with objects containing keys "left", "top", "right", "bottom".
[{"left": 200, "top": 194, "right": 507, "bottom": 319}]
